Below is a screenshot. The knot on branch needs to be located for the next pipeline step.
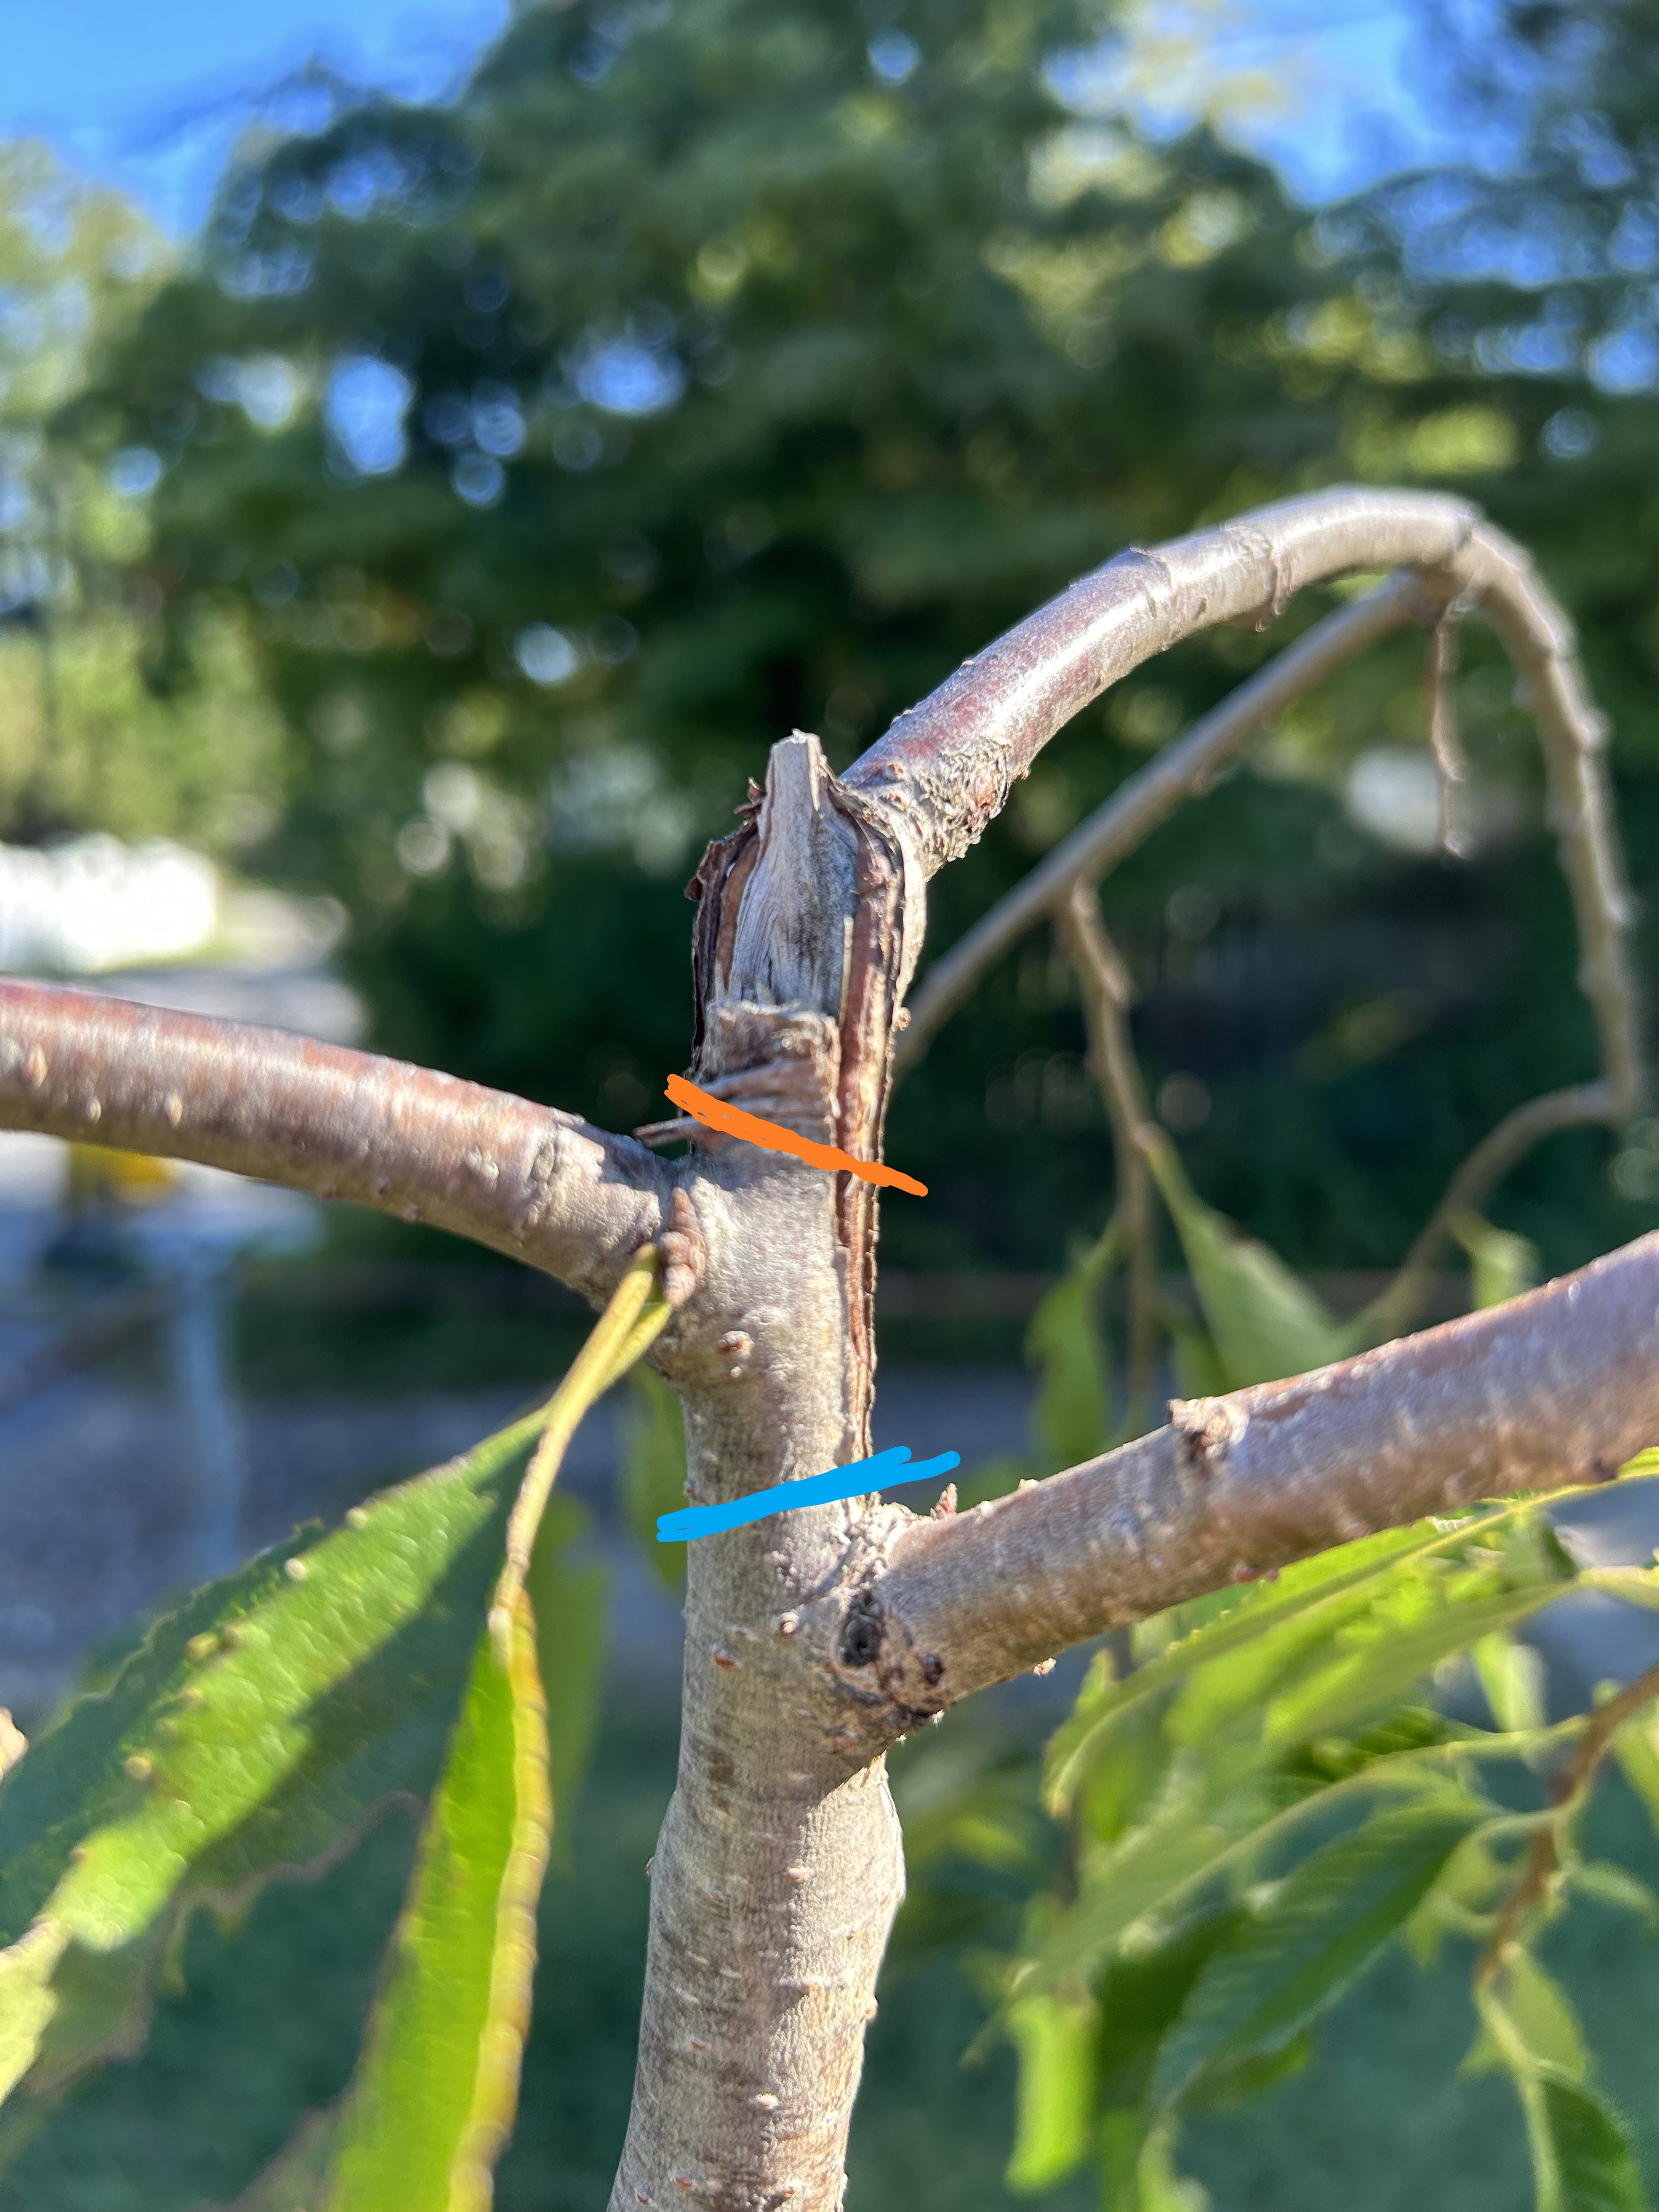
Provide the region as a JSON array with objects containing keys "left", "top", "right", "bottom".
[
  {"left": 654, "top": 1186, "right": 706, "bottom": 1308},
  {"left": 1170, "top": 1393, "right": 1250, "bottom": 1480}
]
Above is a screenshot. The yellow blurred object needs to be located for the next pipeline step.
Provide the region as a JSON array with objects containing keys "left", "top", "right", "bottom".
[{"left": 64, "top": 1142, "right": 180, "bottom": 1210}]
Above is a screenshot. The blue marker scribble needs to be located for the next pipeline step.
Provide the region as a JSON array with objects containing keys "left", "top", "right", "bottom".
[{"left": 657, "top": 1444, "right": 962, "bottom": 1542}]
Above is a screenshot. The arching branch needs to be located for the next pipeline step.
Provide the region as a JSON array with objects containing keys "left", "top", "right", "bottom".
[
  {"left": 894, "top": 571, "right": 1429, "bottom": 1070},
  {"left": 0, "top": 983, "right": 671, "bottom": 1304},
  {"left": 871, "top": 488, "right": 1641, "bottom": 1129}
]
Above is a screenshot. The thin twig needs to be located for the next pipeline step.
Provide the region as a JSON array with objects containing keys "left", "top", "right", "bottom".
[
  {"left": 893, "top": 575, "right": 1430, "bottom": 1072},
  {"left": 1058, "top": 886, "right": 1159, "bottom": 1428},
  {"left": 1425, "top": 609, "right": 1470, "bottom": 857},
  {"left": 1477, "top": 1651, "right": 1659, "bottom": 1983},
  {"left": 1356, "top": 1082, "right": 1615, "bottom": 1346},
  {"left": 0, "top": 982, "right": 672, "bottom": 1305}
]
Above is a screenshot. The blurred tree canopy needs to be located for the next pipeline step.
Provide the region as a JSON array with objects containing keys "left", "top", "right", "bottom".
[
  {"left": 34, "top": 0, "right": 1659, "bottom": 1275},
  {"left": 0, "top": 143, "right": 283, "bottom": 850}
]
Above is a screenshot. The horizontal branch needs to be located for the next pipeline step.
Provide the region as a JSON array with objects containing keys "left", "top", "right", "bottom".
[
  {"left": 854, "top": 1231, "right": 1659, "bottom": 1720},
  {"left": 0, "top": 983, "right": 670, "bottom": 1303},
  {"left": 894, "top": 572, "right": 1427, "bottom": 1071}
]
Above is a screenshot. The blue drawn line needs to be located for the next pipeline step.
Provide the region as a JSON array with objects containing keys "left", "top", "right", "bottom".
[{"left": 657, "top": 1445, "right": 963, "bottom": 1543}]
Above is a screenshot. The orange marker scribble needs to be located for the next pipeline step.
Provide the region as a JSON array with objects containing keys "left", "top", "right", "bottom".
[{"left": 664, "top": 1073, "right": 928, "bottom": 1197}]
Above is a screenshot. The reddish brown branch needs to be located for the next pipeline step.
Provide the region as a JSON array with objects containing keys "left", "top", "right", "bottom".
[
  {"left": 844, "top": 1232, "right": 1659, "bottom": 1729},
  {"left": 1477, "top": 1651, "right": 1659, "bottom": 1983},
  {"left": 0, "top": 983, "right": 670, "bottom": 1303}
]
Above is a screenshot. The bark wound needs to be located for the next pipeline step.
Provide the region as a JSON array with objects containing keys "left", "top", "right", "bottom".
[
  {"left": 613, "top": 735, "right": 919, "bottom": 2212},
  {"left": 1169, "top": 1394, "right": 1250, "bottom": 1479}
]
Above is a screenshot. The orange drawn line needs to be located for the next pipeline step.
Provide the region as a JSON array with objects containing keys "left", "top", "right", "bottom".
[{"left": 664, "top": 1074, "right": 928, "bottom": 1197}]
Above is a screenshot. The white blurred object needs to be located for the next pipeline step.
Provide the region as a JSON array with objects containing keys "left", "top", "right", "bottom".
[
  {"left": 0, "top": 835, "right": 218, "bottom": 973},
  {"left": 1344, "top": 748, "right": 1444, "bottom": 856}
]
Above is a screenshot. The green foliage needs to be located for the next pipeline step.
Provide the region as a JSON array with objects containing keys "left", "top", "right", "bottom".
[
  {"left": 0, "top": 141, "right": 283, "bottom": 854},
  {"left": 1146, "top": 1133, "right": 1347, "bottom": 1389},
  {"left": 1477, "top": 1972, "right": 1645, "bottom": 2212},
  {"left": 0, "top": 1410, "right": 545, "bottom": 2140},
  {"left": 0, "top": 1257, "right": 669, "bottom": 2209},
  {"left": 901, "top": 1465, "right": 1659, "bottom": 2212},
  {"left": 318, "top": 1590, "right": 550, "bottom": 2211}
]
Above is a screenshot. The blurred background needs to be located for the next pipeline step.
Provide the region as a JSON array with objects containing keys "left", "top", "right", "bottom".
[{"left": 3, "top": 0, "right": 1659, "bottom": 2204}]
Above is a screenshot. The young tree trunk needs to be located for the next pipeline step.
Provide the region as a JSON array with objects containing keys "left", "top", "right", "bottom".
[{"left": 1, "top": 489, "right": 1654, "bottom": 2212}]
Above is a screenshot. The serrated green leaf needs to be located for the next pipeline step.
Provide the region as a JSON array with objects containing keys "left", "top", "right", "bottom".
[
  {"left": 1465, "top": 1956, "right": 1589, "bottom": 2084},
  {"left": 1146, "top": 1136, "right": 1344, "bottom": 1389},
  {"left": 1037, "top": 1745, "right": 1297, "bottom": 1986},
  {"left": 0, "top": 1923, "right": 67, "bottom": 2101},
  {"left": 1532, "top": 2076, "right": 1646, "bottom": 2212},
  {"left": 1046, "top": 1498, "right": 1564, "bottom": 1818},
  {"left": 1025, "top": 1222, "right": 1118, "bottom": 1470},
  {"left": 0, "top": 1248, "right": 669, "bottom": 2158},
  {"left": 1005, "top": 1988, "right": 1096, "bottom": 2193},
  {"left": 314, "top": 1246, "right": 668, "bottom": 2212},
  {"left": 1045, "top": 1525, "right": 1440, "bottom": 1814},
  {"left": 1454, "top": 1211, "right": 1541, "bottom": 1311},
  {"left": 620, "top": 1369, "right": 687, "bottom": 1592},
  {"left": 0, "top": 1410, "right": 548, "bottom": 2129},
  {"left": 318, "top": 1588, "right": 551, "bottom": 2212},
  {"left": 1259, "top": 1583, "right": 1569, "bottom": 1751},
  {"left": 1479, "top": 1988, "right": 1646, "bottom": 2212},
  {"left": 1093, "top": 1910, "right": 1242, "bottom": 2101},
  {"left": 1152, "top": 1798, "right": 1480, "bottom": 2105},
  {"left": 526, "top": 1493, "right": 607, "bottom": 1859}
]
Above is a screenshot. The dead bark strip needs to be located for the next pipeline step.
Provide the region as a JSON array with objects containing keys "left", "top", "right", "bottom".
[{"left": 609, "top": 737, "right": 916, "bottom": 2211}]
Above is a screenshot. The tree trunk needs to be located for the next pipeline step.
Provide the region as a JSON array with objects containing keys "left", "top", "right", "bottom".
[{"left": 609, "top": 735, "right": 919, "bottom": 2209}]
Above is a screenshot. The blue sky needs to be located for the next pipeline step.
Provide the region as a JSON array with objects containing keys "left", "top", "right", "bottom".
[
  {"left": 1, "top": 0, "right": 1462, "bottom": 234},
  {"left": 2, "top": 0, "right": 509, "bottom": 231}
]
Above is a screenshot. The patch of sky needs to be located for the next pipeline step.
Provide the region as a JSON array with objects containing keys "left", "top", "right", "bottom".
[{"left": 323, "top": 353, "right": 413, "bottom": 476}]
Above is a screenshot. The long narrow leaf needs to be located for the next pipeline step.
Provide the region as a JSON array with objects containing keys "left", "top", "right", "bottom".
[
  {"left": 1152, "top": 1798, "right": 1482, "bottom": 2104},
  {"left": 320, "top": 1591, "right": 551, "bottom": 2212},
  {"left": 315, "top": 1251, "right": 669, "bottom": 2212},
  {"left": 1480, "top": 1988, "right": 1645, "bottom": 2212},
  {"left": 1146, "top": 1137, "right": 1345, "bottom": 1389}
]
